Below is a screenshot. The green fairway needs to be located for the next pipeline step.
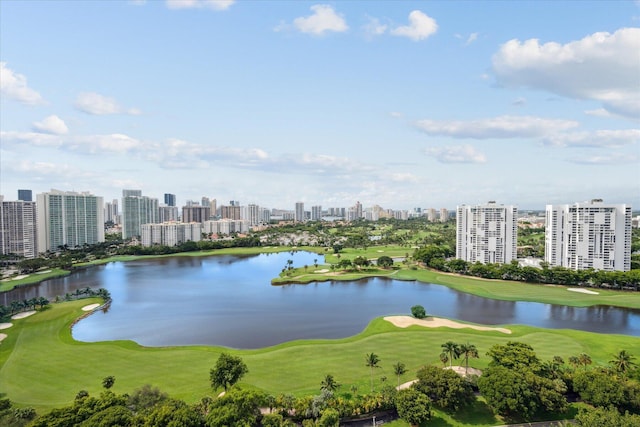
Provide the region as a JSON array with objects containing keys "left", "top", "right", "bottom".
[{"left": 1, "top": 299, "right": 638, "bottom": 414}]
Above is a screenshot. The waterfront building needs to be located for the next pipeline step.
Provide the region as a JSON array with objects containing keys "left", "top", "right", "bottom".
[
  {"left": 36, "top": 189, "right": 104, "bottom": 253},
  {"left": 121, "top": 190, "right": 159, "bottom": 239},
  {"left": 456, "top": 201, "right": 517, "bottom": 264},
  {"left": 545, "top": 199, "right": 632, "bottom": 272},
  {"left": 0, "top": 196, "right": 38, "bottom": 258},
  {"left": 140, "top": 222, "right": 201, "bottom": 247}
]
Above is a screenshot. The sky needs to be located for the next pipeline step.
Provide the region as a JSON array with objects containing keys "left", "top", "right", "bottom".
[{"left": 1, "top": 0, "right": 639, "bottom": 211}]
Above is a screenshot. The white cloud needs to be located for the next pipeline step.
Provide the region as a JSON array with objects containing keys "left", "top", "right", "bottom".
[
  {"left": 74, "top": 92, "right": 140, "bottom": 115},
  {"left": 72, "top": 134, "right": 146, "bottom": 154},
  {"left": 567, "top": 153, "right": 639, "bottom": 165},
  {"left": 542, "top": 129, "right": 640, "bottom": 148},
  {"left": 465, "top": 32, "right": 479, "bottom": 45},
  {"left": 584, "top": 108, "right": 612, "bottom": 118},
  {"left": 0, "top": 62, "right": 45, "bottom": 105},
  {"left": 389, "top": 112, "right": 403, "bottom": 118},
  {"left": 0, "top": 131, "right": 62, "bottom": 147},
  {"left": 511, "top": 97, "right": 526, "bottom": 107},
  {"left": 424, "top": 144, "right": 486, "bottom": 163},
  {"left": 165, "top": 0, "right": 235, "bottom": 11},
  {"left": 390, "top": 10, "right": 437, "bottom": 41},
  {"left": 492, "top": 27, "right": 640, "bottom": 118},
  {"left": 291, "top": 4, "right": 348, "bottom": 35},
  {"left": 415, "top": 115, "right": 578, "bottom": 139},
  {"left": 363, "top": 16, "right": 387, "bottom": 38},
  {"left": 32, "top": 115, "right": 68, "bottom": 135}
]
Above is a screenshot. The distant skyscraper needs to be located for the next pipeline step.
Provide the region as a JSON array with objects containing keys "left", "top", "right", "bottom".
[
  {"left": 122, "top": 190, "right": 159, "bottom": 239},
  {"left": 427, "top": 208, "right": 437, "bottom": 222},
  {"left": 159, "top": 205, "right": 179, "bottom": 223},
  {"left": 440, "top": 208, "right": 449, "bottom": 222},
  {"left": 545, "top": 199, "right": 631, "bottom": 272},
  {"left": 311, "top": 205, "right": 322, "bottom": 221},
  {"left": 182, "top": 205, "right": 211, "bottom": 223},
  {"left": 0, "top": 196, "right": 38, "bottom": 258},
  {"left": 164, "top": 193, "right": 176, "bottom": 207},
  {"left": 295, "top": 202, "right": 305, "bottom": 222},
  {"left": 18, "top": 189, "right": 32, "bottom": 202},
  {"left": 104, "top": 199, "right": 119, "bottom": 224},
  {"left": 36, "top": 189, "right": 104, "bottom": 253},
  {"left": 456, "top": 202, "right": 517, "bottom": 265}
]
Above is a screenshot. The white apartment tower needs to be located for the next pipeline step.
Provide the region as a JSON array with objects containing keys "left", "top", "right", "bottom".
[
  {"left": 0, "top": 196, "right": 38, "bottom": 258},
  {"left": 456, "top": 202, "right": 518, "bottom": 264},
  {"left": 122, "top": 190, "right": 159, "bottom": 239},
  {"left": 311, "top": 205, "right": 322, "bottom": 221},
  {"left": 545, "top": 199, "right": 632, "bottom": 272},
  {"left": 36, "top": 190, "right": 104, "bottom": 253}
]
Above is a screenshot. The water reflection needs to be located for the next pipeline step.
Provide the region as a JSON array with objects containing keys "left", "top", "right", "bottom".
[{"left": 2, "top": 251, "right": 639, "bottom": 348}]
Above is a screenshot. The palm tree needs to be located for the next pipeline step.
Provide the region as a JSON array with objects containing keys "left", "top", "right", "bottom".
[
  {"left": 365, "top": 352, "right": 381, "bottom": 392},
  {"left": 439, "top": 353, "right": 449, "bottom": 367},
  {"left": 578, "top": 353, "right": 592, "bottom": 370},
  {"left": 440, "top": 341, "right": 460, "bottom": 368},
  {"left": 320, "top": 374, "right": 340, "bottom": 392},
  {"left": 393, "top": 362, "right": 407, "bottom": 387},
  {"left": 609, "top": 350, "right": 637, "bottom": 374},
  {"left": 458, "top": 343, "right": 479, "bottom": 375}
]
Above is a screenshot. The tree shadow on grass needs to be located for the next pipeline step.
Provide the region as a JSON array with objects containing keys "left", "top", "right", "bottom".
[{"left": 448, "top": 399, "right": 500, "bottom": 425}]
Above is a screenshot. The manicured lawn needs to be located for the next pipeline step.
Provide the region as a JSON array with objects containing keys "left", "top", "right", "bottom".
[
  {"left": 0, "top": 268, "right": 71, "bottom": 292},
  {"left": 1, "top": 299, "right": 638, "bottom": 416}
]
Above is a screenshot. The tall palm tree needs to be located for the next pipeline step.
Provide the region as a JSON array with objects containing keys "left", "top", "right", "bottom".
[
  {"left": 458, "top": 343, "right": 479, "bottom": 375},
  {"left": 609, "top": 350, "right": 637, "bottom": 374},
  {"left": 393, "top": 362, "right": 407, "bottom": 387},
  {"left": 440, "top": 341, "right": 460, "bottom": 368},
  {"left": 365, "top": 352, "right": 381, "bottom": 392}
]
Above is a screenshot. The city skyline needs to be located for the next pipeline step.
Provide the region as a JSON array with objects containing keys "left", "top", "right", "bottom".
[{"left": 1, "top": 1, "right": 639, "bottom": 210}]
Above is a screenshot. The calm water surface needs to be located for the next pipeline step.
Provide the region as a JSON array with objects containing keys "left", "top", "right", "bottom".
[{"left": 3, "top": 251, "right": 639, "bottom": 348}]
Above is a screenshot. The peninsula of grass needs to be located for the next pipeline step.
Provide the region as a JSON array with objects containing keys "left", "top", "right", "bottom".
[
  {"left": 1, "top": 299, "right": 638, "bottom": 418},
  {"left": 0, "top": 268, "right": 70, "bottom": 292},
  {"left": 274, "top": 262, "right": 640, "bottom": 309}
]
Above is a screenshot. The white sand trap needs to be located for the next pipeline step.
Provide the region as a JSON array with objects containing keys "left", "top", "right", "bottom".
[
  {"left": 0, "top": 323, "right": 12, "bottom": 330},
  {"left": 11, "top": 275, "right": 28, "bottom": 280},
  {"left": 385, "top": 315, "right": 511, "bottom": 334},
  {"left": 445, "top": 365, "right": 483, "bottom": 377},
  {"left": 568, "top": 288, "right": 599, "bottom": 295},
  {"left": 36, "top": 270, "right": 52, "bottom": 274},
  {"left": 314, "top": 269, "right": 329, "bottom": 273},
  {"left": 0, "top": 333, "right": 7, "bottom": 342},
  {"left": 377, "top": 250, "right": 384, "bottom": 252},
  {"left": 82, "top": 303, "right": 101, "bottom": 311},
  {"left": 11, "top": 310, "right": 36, "bottom": 320},
  {"left": 397, "top": 379, "right": 418, "bottom": 390}
]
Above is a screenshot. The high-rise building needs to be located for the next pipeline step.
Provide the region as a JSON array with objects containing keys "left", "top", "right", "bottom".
[
  {"left": 122, "top": 190, "right": 159, "bottom": 239},
  {"left": 104, "top": 199, "right": 119, "bottom": 224},
  {"left": 427, "top": 208, "right": 437, "bottom": 222},
  {"left": 295, "top": 202, "right": 305, "bottom": 222},
  {"left": 545, "top": 199, "right": 632, "bottom": 272},
  {"left": 159, "top": 205, "right": 179, "bottom": 223},
  {"left": 141, "top": 222, "right": 201, "bottom": 247},
  {"left": 17, "top": 189, "right": 32, "bottom": 202},
  {"left": 0, "top": 196, "right": 38, "bottom": 258},
  {"left": 164, "top": 193, "right": 176, "bottom": 207},
  {"left": 311, "top": 205, "right": 322, "bottom": 221},
  {"left": 182, "top": 205, "right": 211, "bottom": 223},
  {"left": 456, "top": 202, "right": 517, "bottom": 265},
  {"left": 220, "top": 205, "right": 241, "bottom": 220},
  {"left": 36, "top": 189, "right": 104, "bottom": 253},
  {"left": 440, "top": 208, "right": 449, "bottom": 222}
]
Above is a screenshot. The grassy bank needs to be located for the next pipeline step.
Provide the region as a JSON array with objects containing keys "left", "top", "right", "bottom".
[
  {"left": 1, "top": 300, "right": 638, "bottom": 416},
  {"left": 0, "top": 268, "right": 70, "bottom": 292}
]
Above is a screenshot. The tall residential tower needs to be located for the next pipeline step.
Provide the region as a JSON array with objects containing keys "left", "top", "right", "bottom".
[
  {"left": 545, "top": 199, "right": 631, "bottom": 271},
  {"left": 456, "top": 202, "right": 517, "bottom": 264}
]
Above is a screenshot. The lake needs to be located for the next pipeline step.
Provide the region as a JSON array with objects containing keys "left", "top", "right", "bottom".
[{"left": 3, "top": 251, "right": 639, "bottom": 348}]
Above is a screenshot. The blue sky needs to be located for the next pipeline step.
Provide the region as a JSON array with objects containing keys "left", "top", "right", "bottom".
[{"left": 1, "top": 0, "right": 638, "bottom": 210}]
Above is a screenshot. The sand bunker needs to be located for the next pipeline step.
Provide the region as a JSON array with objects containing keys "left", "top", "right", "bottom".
[
  {"left": 445, "top": 365, "right": 483, "bottom": 377},
  {"left": 314, "top": 269, "right": 329, "bottom": 273},
  {"left": 11, "top": 275, "right": 28, "bottom": 280},
  {"left": 82, "top": 303, "right": 101, "bottom": 311},
  {"left": 384, "top": 315, "right": 511, "bottom": 334},
  {"left": 0, "top": 323, "right": 12, "bottom": 330},
  {"left": 568, "top": 288, "right": 599, "bottom": 295},
  {"left": 0, "top": 333, "right": 7, "bottom": 342},
  {"left": 11, "top": 311, "right": 36, "bottom": 320}
]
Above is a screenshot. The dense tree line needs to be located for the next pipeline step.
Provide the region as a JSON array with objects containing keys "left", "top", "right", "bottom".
[{"left": 414, "top": 245, "right": 640, "bottom": 290}]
